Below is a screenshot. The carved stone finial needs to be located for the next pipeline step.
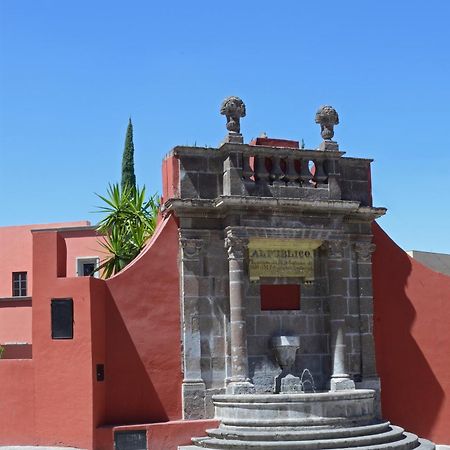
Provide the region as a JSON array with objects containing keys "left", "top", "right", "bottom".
[
  {"left": 220, "top": 96, "right": 246, "bottom": 144},
  {"left": 315, "top": 105, "right": 339, "bottom": 149}
]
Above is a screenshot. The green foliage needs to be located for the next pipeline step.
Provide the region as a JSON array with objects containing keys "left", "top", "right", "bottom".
[
  {"left": 121, "top": 118, "right": 136, "bottom": 192},
  {"left": 0, "top": 345, "right": 4, "bottom": 359},
  {"left": 95, "top": 183, "right": 159, "bottom": 278}
]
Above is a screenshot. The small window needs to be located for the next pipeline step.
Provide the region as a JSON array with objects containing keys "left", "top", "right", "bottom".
[
  {"left": 51, "top": 299, "right": 73, "bottom": 339},
  {"left": 76, "top": 257, "right": 99, "bottom": 277},
  {"left": 12, "top": 272, "right": 27, "bottom": 297}
]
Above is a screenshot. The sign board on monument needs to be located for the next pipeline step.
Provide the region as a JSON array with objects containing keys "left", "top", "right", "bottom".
[{"left": 248, "top": 239, "right": 322, "bottom": 281}]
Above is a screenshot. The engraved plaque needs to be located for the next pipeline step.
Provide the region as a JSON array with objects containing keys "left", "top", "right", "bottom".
[
  {"left": 114, "top": 430, "right": 147, "bottom": 450},
  {"left": 248, "top": 239, "right": 322, "bottom": 281}
]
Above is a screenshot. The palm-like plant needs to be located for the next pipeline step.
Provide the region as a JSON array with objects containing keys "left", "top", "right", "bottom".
[{"left": 95, "top": 183, "right": 159, "bottom": 278}]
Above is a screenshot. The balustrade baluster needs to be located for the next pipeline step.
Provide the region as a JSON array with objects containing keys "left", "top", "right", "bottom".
[
  {"left": 254, "top": 155, "right": 270, "bottom": 183},
  {"left": 242, "top": 154, "right": 253, "bottom": 181},
  {"left": 313, "top": 160, "right": 328, "bottom": 186},
  {"left": 285, "top": 156, "right": 299, "bottom": 186},
  {"left": 300, "top": 158, "right": 313, "bottom": 186},
  {"left": 270, "top": 155, "right": 285, "bottom": 185}
]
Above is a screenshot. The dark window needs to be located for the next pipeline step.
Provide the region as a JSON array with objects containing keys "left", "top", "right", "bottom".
[
  {"left": 82, "top": 263, "right": 96, "bottom": 276},
  {"left": 12, "top": 272, "right": 27, "bottom": 297},
  {"left": 51, "top": 299, "right": 73, "bottom": 339},
  {"left": 260, "top": 284, "right": 301, "bottom": 311}
]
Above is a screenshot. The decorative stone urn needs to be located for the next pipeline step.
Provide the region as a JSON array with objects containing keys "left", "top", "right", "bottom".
[{"left": 271, "top": 335, "right": 302, "bottom": 393}]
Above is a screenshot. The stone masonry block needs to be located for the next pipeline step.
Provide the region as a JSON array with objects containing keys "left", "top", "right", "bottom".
[
  {"left": 246, "top": 316, "right": 256, "bottom": 335},
  {"left": 247, "top": 335, "right": 271, "bottom": 356},
  {"left": 183, "top": 276, "right": 211, "bottom": 297},
  {"left": 207, "top": 156, "right": 224, "bottom": 173},
  {"left": 281, "top": 314, "right": 307, "bottom": 334},
  {"left": 360, "top": 314, "right": 370, "bottom": 333},
  {"left": 359, "top": 297, "right": 373, "bottom": 314},
  {"left": 180, "top": 155, "right": 208, "bottom": 172},
  {"left": 348, "top": 353, "right": 362, "bottom": 374},
  {"left": 347, "top": 297, "right": 360, "bottom": 315},
  {"left": 182, "top": 382, "right": 206, "bottom": 420},
  {"left": 357, "top": 262, "right": 373, "bottom": 278},
  {"left": 301, "top": 334, "right": 329, "bottom": 354},
  {"left": 345, "top": 314, "right": 360, "bottom": 333},
  {"left": 254, "top": 314, "right": 281, "bottom": 337},
  {"left": 198, "top": 173, "right": 219, "bottom": 199},
  {"left": 180, "top": 171, "right": 199, "bottom": 198},
  {"left": 246, "top": 296, "right": 262, "bottom": 315},
  {"left": 359, "top": 279, "right": 373, "bottom": 297},
  {"left": 347, "top": 279, "right": 358, "bottom": 297},
  {"left": 301, "top": 298, "right": 324, "bottom": 313}
]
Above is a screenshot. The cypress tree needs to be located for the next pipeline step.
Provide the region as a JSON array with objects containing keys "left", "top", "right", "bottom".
[{"left": 121, "top": 118, "right": 136, "bottom": 191}]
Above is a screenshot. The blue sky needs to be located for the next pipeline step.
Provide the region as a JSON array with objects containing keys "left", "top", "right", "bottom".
[{"left": 1, "top": 1, "right": 449, "bottom": 252}]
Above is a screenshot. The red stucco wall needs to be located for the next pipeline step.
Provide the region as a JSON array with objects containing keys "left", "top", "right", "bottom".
[
  {"left": 0, "top": 360, "right": 35, "bottom": 444},
  {"left": 32, "top": 230, "right": 98, "bottom": 449},
  {"left": 0, "top": 221, "right": 92, "bottom": 297},
  {"left": 104, "top": 214, "right": 182, "bottom": 425},
  {"left": 373, "top": 223, "right": 450, "bottom": 443}
]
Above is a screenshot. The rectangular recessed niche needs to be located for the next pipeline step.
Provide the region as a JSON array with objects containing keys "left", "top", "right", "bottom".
[
  {"left": 96, "top": 364, "right": 105, "bottom": 382},
  {"left": 114, "top": 430, "right": 147, "bottom": 450},
  {"left": 51, "top": 299, "right": 73, "bottom": 339},
  {"left": 260, "top": 284, "right": 300, "bottom": 311}
]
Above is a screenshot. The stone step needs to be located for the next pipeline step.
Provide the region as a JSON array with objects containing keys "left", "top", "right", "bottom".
[
  {"left": 192, "top": 428, "right": 419, "bottom": 450},
  {"left": 417, "top": 439, "right": 436, "bottom": 450},
  {"left": 206, "top": 421, "right": 392, "bottom": 442}
]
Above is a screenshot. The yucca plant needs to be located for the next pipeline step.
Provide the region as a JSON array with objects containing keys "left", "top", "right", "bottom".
[{"left": 95, "top": 183, "right": 159, "bottom": 278}]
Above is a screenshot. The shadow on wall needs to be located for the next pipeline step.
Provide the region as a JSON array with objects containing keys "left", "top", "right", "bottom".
[
  {"left": 373, "top": 223, "right": 449, "bottom": 443},
  {"left": 102, "top": 215, "right": 182, "bottom": 426},
  {"left": 104, "top": 295, "right": 168, "bottom": 425}
]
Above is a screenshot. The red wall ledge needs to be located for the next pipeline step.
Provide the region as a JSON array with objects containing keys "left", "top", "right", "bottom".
[
  {"left": 96, "top": 419, "right": 219, "bottom": 450},
  {"left": 0, "top": 297, "right": 32, "bottom": 307}
]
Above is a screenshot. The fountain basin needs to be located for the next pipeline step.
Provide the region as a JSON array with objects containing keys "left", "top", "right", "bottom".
[{"left": 213, "top": 389, "right": 375, "bottom": 428}]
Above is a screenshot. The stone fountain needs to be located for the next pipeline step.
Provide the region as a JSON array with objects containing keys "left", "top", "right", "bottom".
[{"left": 175, "top": 99, "right": 436, "bottom": 449}]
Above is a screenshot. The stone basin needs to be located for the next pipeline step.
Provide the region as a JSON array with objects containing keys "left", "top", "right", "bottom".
[{"left": 213, "top": 389, "right": 376, "bottom": 428}]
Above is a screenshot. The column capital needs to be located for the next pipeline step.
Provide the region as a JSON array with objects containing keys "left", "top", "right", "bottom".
[
  {"left": 180, "top": 236, "right": 204, "bottom": 260},
  {"left": 224, "top": 232, "right": 248, "bottom": 261},
  {"left": 325, "top": 240, "right": 348, "bottom": 259},
  {"left": 353, "top": 241, "right": 376, "bottom": 262}
]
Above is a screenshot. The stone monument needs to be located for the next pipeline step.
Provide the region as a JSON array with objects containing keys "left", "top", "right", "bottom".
[{"left": 161, "top": 97, "right": 435, "bottom": 449}]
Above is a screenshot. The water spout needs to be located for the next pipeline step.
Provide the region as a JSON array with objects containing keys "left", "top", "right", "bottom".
[{"left": 300, "top": 368, "right": 317, "bottom": 393}]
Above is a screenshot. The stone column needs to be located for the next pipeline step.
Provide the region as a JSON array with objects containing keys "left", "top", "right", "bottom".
[
  {"left": 354, "top": 241, "right": 378, "bottom": 380},
  {"left": 327, "top": 240, "right": 355, "bottom": 391},
  {"left": 180, "top": 237, "right": 206, "bottom": 419},
  {"left": 224, "top": 231, "right": 254, "bottom": 394}
]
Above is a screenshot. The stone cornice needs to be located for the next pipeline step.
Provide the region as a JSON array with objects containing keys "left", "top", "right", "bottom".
[{"left": 163, "top": 196, "right": 386, "bottom": 220}]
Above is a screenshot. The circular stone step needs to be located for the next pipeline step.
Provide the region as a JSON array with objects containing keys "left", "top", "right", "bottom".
[
  {"left": 206, "top": 421, "right": 392, "bottom": 442},
  {"left": 192, "top": 429, "right": 420, "bottom": 450}
]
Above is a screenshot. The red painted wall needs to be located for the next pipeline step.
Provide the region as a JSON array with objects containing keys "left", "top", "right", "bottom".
[
  {"left": 0, "top": 360, "right": 35, "bottom": 444},
  {"left": 373, "top": 223, "right": 450, "bottom": 443},
  {"left": 32, "top": 230, "right": 99, "bottom": 449},
  {"left": 0, "top": 221, "right": 92, "bottom": 297},
  {"left": 104, "top": 214, "right": 182, "bottom": 425},
  {"left": 0, "top": 302, "right": 32, "bottom": 343},
  {"left": 162, "top": 155, "right": 180, "bottom": 203}
]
